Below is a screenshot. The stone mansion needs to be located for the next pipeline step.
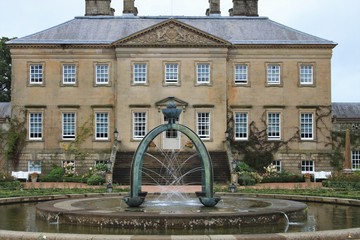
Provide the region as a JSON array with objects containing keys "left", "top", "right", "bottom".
[{"left": 7, "top": 0, "right": 339, "bottom": 179}]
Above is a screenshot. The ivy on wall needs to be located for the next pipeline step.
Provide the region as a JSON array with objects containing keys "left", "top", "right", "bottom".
[
  {"left": 227, "top": 105, "right": 332, "bottom": 173},
  {"left": 0, "top": 116, "right": 27, "bottom": 169},
  {"left": 60, "top": 116, "right": 93, "bottom": 161}
]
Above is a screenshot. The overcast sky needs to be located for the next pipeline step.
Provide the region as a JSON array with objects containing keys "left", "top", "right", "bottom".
[{"left": 1, "top": 0, "right": 359, "bottom": 102}]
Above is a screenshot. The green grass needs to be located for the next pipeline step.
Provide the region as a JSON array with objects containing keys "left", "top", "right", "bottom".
[
  {"left": 0, "top": 184, "right": 359, "bottom": 200},
  {"left": 0, "top": 186, "right": 130, "bottom": 198},
  {"left": 214, "top": 184, "right": 360, "bottom": 200}
]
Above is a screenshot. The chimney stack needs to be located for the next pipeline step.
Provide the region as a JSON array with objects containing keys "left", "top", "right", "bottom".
[
  {"left": 85, "top": 0, "right": 114, "bottom": 16},
  {"left": 123, "top": 0, "right": 138, "bottom": 16},
  {"left": 206, "top": 0, "right": 221, "bottom": 16},
  {"left": 229, "top": 0, "right": 258, "bottom": 16}
]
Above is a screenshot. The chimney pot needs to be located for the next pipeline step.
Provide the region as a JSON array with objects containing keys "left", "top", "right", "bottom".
[
  {"left": 229, "top": 0, "right": 258, "bottom": 17},
  {"left": 207, "top": 0, "right": 221, "bottom": 16},
  {"left": 85, "top": 0, "right": 114, "bottom": 16}
]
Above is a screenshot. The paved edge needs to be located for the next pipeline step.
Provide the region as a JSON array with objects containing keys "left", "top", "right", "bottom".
[{"left": 0, "top": 193, "right": 360, "bottom": 240}]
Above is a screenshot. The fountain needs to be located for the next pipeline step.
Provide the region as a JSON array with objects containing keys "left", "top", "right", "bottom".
[{"left": 35, "top": 98, "right": 308, "bottom": 230}]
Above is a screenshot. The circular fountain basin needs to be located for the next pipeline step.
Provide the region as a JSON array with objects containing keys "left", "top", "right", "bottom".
[{"left": 36, "top": 195, "right": 307, "bottom": 229}]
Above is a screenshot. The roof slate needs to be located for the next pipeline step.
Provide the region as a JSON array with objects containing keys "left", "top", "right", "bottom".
[
  {"left": 7, "top": 16, "right": 336, "bottom": 46},
  {"left": 332, "top": 103, "right": 360, "bottom": 119}
]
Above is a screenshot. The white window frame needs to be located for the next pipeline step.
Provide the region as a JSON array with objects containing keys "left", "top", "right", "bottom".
[
  {"left": 29, "top": 112, "right": 43, "bottom": 140},
  {"left": 272, "top": 160, "right": 282, "bottom": 173},
  {"left": 133, "top": 112, "right": 147, "bottom": 140},
  {"left": 267, "top": 112, "right": 281, "bottom": 140},
  {"left": 28, "top": 160, "right": 42, "bottom": 174},
  {"left": 133, "top": 63, "right": 147, "bottom": 84},
  {"left": 352, "top": 151, "right": 360, "bottom": 170},
  {"left": 267, "top": 64, "right": 281, "bottom": 84},
  {"left": 300, "top": 64, "right": 314, "bottom": 85},
  {"left": 62, "top": 112, "right": 76, "bottom": 140},
  {"left": 234, "top": 64, "right": 248, "bottom": 85},
  {"left": 165, "top": 63, "right": 179, "bottom": 84},
  {"left": 196, "top": 63, "right": 210, "bottom": 84},
  {"left": 29, "top": 64, "right": 43, "bottom": 84},
  {"left": 300, "top": 112, "right": 314, "bottom": 140},
  {"left": 301, "top": 160, "right": 315, "bottom": 173},
  {"left": 95, "top": 112, "right": 109, "bottom": 140},
  {"left": 96, "top": 64, "right": 109, "bottom": 84},
  {"left": 234, "top": 112, "right": 248, "bottom": 140},
  {"left": 196, "top": 112, "right": 211, "bottom": 140},
  {"left": 63, "top": 64, "right": 77, "bottom": 85}
]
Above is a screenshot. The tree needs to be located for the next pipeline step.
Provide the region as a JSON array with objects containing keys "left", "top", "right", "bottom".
[{"left": 0, "top": 37, "right": 14, "bottom": 102}]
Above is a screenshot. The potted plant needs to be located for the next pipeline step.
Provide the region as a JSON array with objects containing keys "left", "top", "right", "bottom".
[
  {"left": 303, "top": 173, "right": 311, "bottom": 183},
  {"left": 30, "top": 172, "right": 38, "bottom": 182}
]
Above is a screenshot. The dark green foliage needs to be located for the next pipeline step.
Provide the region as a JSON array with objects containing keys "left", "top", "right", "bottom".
[
  {"left": 262, "top": 172, "right": 303, "bottom": 183},
  {"left": 0, "top": 171, "right": 14, "bottom": 182},
  {"left": 0, "top": 37, "right": 13, "bottom": 102},
  {"left": 3, "top": 116, "right": 27, "bottom": 168},
  {"left": 87, "top": 174, "right": 105, "bottom": 185},
  {"left": 243, "top": 151, "right": 273, "bottom": 174},
  {"left": 238, "top": 173, "right": 256, "bottom": 186},
  {"left": 323, "top": 172, "right": 360, "bottom": 189},
  {"left": 40, "top": 167, "right": 64, "bottom": 182},
  {"left": 0, "top": 181, "right": 21, "bottom": 190}
]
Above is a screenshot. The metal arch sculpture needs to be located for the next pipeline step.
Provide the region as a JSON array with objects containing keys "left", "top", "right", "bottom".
[{"left": 124, "top": 99, "right": 220, "bottom": 207}]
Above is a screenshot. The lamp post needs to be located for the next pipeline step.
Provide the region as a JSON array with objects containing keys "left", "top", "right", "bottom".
[
  {"left": 114, "top": 128, "right": 119, "bottom": 141},
  {"left": 225, "top": 129, "right": 230, "bottom": 141},
  {"left": 105, "top": 159, "right": 113, "bottom": 185},
  {"left": 107, "top": 182, "right": 113, "bottom": 193}
]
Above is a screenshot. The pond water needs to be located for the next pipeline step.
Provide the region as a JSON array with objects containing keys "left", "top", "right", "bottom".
[{"left": 0, "top": 201, "right": 360, "bottom": 235}]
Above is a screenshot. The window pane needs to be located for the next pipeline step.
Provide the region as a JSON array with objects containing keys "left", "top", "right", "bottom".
[
  {"left": 234, "top": 112, "right": 248, "bottom": 140},
  {"left": 267, "top": 65, "right": 280, "bottom": 84},
  {"left": 95, "top": 113, "right": 109, "bottom": 139},
  {"left": 63, "top": 64, "right": 76, "bottom": 84},
  {"left": 352, "top": 151, "right": 360, "bottom": 170},
  {"left": 197, "top": 112, "right": 210, "bottom": 139},
  {"left": 300, "top": 113, "right": 313, "bottom": 140},
  {"left": 301, "top": 160, "right": 314, "bottom": 172},
  {"left": 133, "top": 112, "right": 147, "bottom": 139},
  {"left": 133, "top": 64, "right": 147, "bottom": 83},
  {"left": 30, "top": 64, "right": 43, "bottom": 84},
  {"left": 96, "top": 65, "right": 109, "bottom": 84},
  {"left": 29, "top": 113, "right": 42, "bottom": 139},
  {"left": 267, "top": 112, "right": 280, "bottom": 140},
  {"left": 28, "top": 160, "right": 42, "bottom": 173},
  {"left": 165, "top": 64, "right": 178, "bottom": 83},
  {"left": 62, "top": 113, "right": 76, "bottom": 139},
  {"left": 197, "top": 63, "right": 210, "bottom": 83},
  {"left": 300, "top": 65, "right": 313, "bottom": 84},
  {"left": 234, "top": 64, "right": 248, "bottom": 84}
]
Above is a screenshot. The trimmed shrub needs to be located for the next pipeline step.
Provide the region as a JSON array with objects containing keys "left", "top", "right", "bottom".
[
  {"left": 262, "top": 172, "right": 303, "bottom": 183},
  {"left": 323, "top": 172, "right": 360, "bottom": 189},
  {"left": 0, "top": 181, "right": 21, "bottom": 190},
  {"left": 40, "top": 167, "right": 65, "bottom": 182},
  {"left": 87, "top": 174, "right": 105, "bottom": 185},
  {"left": 238, "top": 173, "right": 257, "bottom": 186}
]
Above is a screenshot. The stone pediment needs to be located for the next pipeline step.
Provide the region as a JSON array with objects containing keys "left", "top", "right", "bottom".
[
  {"left": 113, "top": 19, "right": 230, "bottom": 47},
  {"left": 155, "top": 97, "right": 189, "bottom": 111}
]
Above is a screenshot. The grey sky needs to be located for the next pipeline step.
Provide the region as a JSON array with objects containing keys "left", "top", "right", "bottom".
[{"left": 1, "top": 0, "right": 359, "bottom": 102}]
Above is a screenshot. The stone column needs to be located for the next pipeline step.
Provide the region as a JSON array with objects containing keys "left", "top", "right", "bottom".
[{"left": 344, "top": 129, "right": 352, "bottom": 170}]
